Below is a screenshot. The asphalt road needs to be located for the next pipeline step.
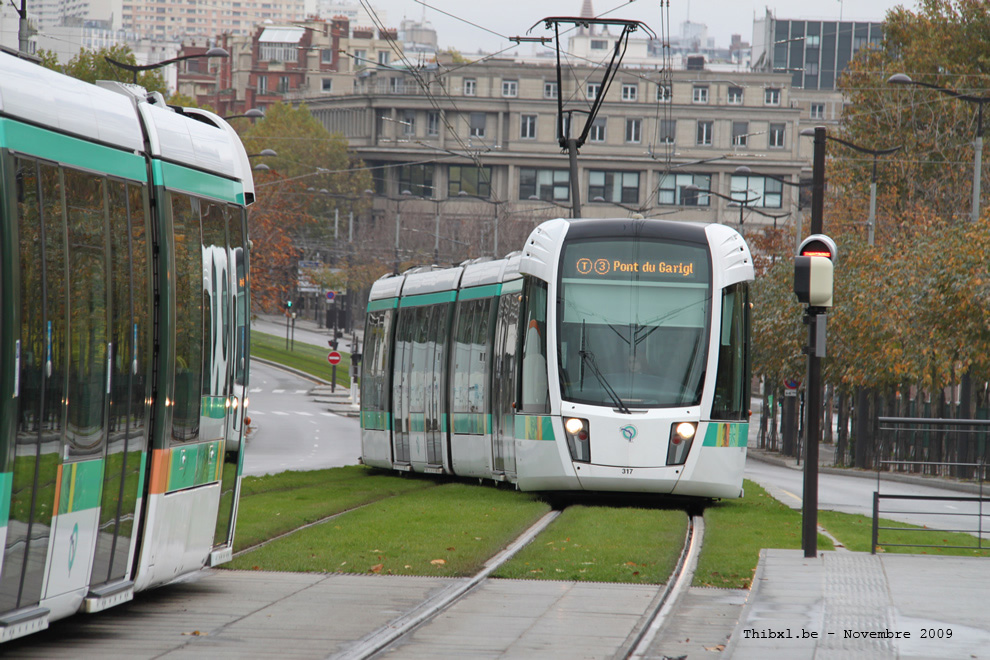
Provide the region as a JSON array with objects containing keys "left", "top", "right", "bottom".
[{"left": 242, "top": 360, "right": 362, "bottom": 476}]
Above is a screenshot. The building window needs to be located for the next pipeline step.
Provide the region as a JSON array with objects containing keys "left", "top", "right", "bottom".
[
  {"left": 427, "top": 111, "right": 440, "bottom": 136},
  {"left": 398, "top": 163, "right": 434, "bottom": 196},
  {"left": 657, "top": 172, "right": 711, "bottom": 206},
  {"left": 693, "top": 85, "right": 709, "bottom": 103},
  {"left": 656, "top": 84, "right": 672, "bottom": 102},
  {"left": 805, "top": 62, "right": 819, "bottom": 76},
  {"left": 321, "top": 78, "right": 333, "bottom": 93},
  {"left": 402, "top": 110, "right": 415, "bottom": 136},
  {"left": 769, "top": 122, "right": 786, "bottom": 148},
  {"left": 544, "top": 81, "right": 558, "bottom": 99},
  {"left": 587, "top": 83, "right": 601, "bottom": 100},
  {"left": 259, "top": 41, "right": 297, "bottom": 62},
  {"left": 589, "top": 117, "right": 606, "bottom": 142},
  {"left": 464, "top": 78, "right": 476, "bottom": 96},
  {"left": 590, "top": 39, "right": 608, "bottom": 50},
  {"left": 257, "top": 75, "right": 268, "bottom": 95},
  {"left": 696, "top": 120, "right": 713, "bottom": 146},
  {"left": 728, "top": 86, "right": 743, "bottom": 104},
  {"left": 321, "top": 49, "right": 334, "bottom": 64},
  {"left": 378, "top": 51, "right": 390, "bottom": 66},
  {"left": 470, "top": 112, "right": 486, "bottom": 138},
  {"left": 449, "top": 165, "right": 492, "bottom": 197},
  {"left": 810, "top": 103, "right": 825, "bottom": 120},
  {"left": 625, "top": 118, "right": 641, "bottom": 143},
  {"left": 731, "top": 174, "right": 783, "bottom": 208},
  {"left": 353, "top": 49, "right": 367, "bottom": 68},
  {"left": 278, "top": 76, "right": 290, "bottom": 93},
  {"left": 588, "top": 170, "right": 640, "bottom": 204},
  {"left": 732, "top": 121, "right": 749, "bottom": 147},
  {"left": 764, "top": 87, "right": 781, "bottom": 106},
  {"left": 519, "top": 168, "right": 569, "bottom": 202},
  {"left": 621, "top": 83, "right": 638, "bottom": 101},
  {"left": 659, "top": 119, "right": 675, "bottom": 144},
  {"left": 502, "top": 79, "right": 518, "bottom": 97},
  {"left": 520, "top": 114, "right": 537, "bottom": 139},
  {"left": 805, "top": 34, "right": 820, "bottom": 47}
]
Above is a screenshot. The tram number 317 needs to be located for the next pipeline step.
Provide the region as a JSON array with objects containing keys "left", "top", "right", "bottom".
[{"left": 622, "top": 469, "right": 634, "bottom": 475}]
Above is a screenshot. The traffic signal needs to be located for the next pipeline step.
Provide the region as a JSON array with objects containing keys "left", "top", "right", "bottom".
[
  {"left": 286, "top": 299, "right": 292, "bottom": 310},
  {"left": 794, "top": 234, "right": 836, "bottom": 307}
]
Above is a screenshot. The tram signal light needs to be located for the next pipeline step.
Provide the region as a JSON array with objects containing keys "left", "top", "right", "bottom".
[{"left": 794, "top": 234, "right": 837, "bottom": 308}]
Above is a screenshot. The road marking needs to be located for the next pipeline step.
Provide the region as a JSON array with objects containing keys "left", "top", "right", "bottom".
[
  {"left": 294, "top": 412, "right": 313, "bottom": 417},
  {"left": 250, "top": 388, "right": 262, "bottom": 393},
  {"left": 295, "top": 389, "right": 308, "bottom": 394},
  {"left": 779, "top": 487, "right": 803, "bottom": 503},
  {"left": 271, "top": 411, "right": 289, "bottom": 416},
  {"left": 251, "top": 411, "right": 266, "bottom": 415},
  {"left": 320, "top": 412, "right": 338, "bottom": 417},
  {"left": 272, "top": 389, "right": 285, "bottom": 394}
]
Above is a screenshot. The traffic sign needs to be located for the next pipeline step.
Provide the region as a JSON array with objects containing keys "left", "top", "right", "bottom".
[
  {"left": 326, "top": 290, "right": 336, "bottom": 301},
  {"left": 784, "top": 378, "right": 800, "bottom": 390},
  {"left": 328, "top": 351, "right": 342, "bottom": 365}
]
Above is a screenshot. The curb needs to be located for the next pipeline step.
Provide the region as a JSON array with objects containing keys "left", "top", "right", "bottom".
[{"left": 747, "top": 448, "right": 986, "bottom": 495}]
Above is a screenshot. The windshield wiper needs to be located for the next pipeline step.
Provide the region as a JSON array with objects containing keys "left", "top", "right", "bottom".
[{"left": 578, "top": 348, "right": 632, "bottom": 414}]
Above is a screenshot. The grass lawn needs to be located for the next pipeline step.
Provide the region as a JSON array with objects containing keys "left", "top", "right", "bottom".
[
  {"left": 229, "top": 481, "right": 551, "bottom": 576},
  {"left": 494, "top": 504, "right": 688, "bottom": 584},
  {"left": 233, "top": 466, "right": 436, "bottom": 552},
  {"left": 695, "top": 480, "right": 833, "bottom": 589},
  {"left": 817, "top": 509, "right": 990, "bottom": 557},
  {"left": 251, "top": 330, "right": 351, "bottom": 387}
]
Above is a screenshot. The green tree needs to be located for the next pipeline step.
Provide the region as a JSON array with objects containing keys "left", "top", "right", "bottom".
[{"left": 38, "top": 45, "right": 167, "bottom": 95}]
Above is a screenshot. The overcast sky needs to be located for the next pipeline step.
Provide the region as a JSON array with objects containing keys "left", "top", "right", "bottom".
[{"left": 362, "top": 0, "right": 915, "bottom": 55}]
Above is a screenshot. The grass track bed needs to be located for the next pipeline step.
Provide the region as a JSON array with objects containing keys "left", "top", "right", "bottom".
[
  {"left": 229, "top": 481, "right": 550, "bottom": 575},
  {"left": 817, "top": 509, "right": 990, "bottom": 556},
  {"left": 695, "top": 480, "right": 833, "bottom": 589},
  {"left": 251, "top": 330, "right": 350, "bottom": 385},
  {"left": 494, "top": 505, "right": 688, "bottom": 584},
  {"left": 233, "top": 466, "right": 434, "bottom": 552}
]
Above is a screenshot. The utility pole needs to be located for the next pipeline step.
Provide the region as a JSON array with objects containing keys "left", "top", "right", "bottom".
[{"left": 539, "top": 16, "right": 655, "bottom": 219}]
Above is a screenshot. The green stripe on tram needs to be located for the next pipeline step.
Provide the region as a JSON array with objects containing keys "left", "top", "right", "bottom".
[
  {"left": 458, "top": 284, "right": 501, "bottom": 301},
  {"left": 202, "top": 396, "right": 227, "bottom": 419},
  {"left": 400, "top": 291, "right": 457, "bottom": 308},
  {"left": 702, "top": 422, "right": 748, "bottom": 447},
  {"left": 361, "top": 410, "right": 390, "bottom": 430},
  {"left": 515, "top": 415, "right": 556, "bottom": 441},
  {"left": 0, "top": 118, "right": 145, "bottom": 180},
  {"left": 167, "top": 440, "right": 223, "bottom": 492},
  {"left": 58, "top": 459, "right": 105, "bottom": 514},
  {"left": 152, "top": 160, "right": 243, "bottom": 204},
  {"left": 452, "top": 413, "right": 489, "bottom": 435},
  {"left": 0, "top": 472, "right": 11, "bottom": 526},
  {"left": 367, "top": 298, "right": 398, "bottom": 313},
  {"left": 500, "top": 279, "right": 523, "bottom": 294}
]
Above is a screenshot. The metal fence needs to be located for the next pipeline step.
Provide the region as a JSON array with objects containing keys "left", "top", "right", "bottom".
[{"left": 871, "top": 417, "right": 989, "bottom": 554}]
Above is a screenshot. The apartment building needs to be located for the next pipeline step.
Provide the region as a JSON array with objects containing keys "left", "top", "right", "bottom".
[{"left": 306, "top": 57, "right": 808, "bottom": 229}]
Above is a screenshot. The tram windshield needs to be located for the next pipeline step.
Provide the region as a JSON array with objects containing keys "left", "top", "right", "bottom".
[{"left": 557, "top": 238, "right": 711, "bottom": 408}]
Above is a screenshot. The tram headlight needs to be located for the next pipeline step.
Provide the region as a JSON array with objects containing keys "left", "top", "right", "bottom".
[
  {"left": 563, "top": 417, "right": 591, "bottom": 463},
  {"left": 667, "top": 422, "right": 697, "bottom": 466}
]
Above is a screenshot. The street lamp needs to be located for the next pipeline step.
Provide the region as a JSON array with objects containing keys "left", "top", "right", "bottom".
[
  {"left": 798, "top": 128, "right": 901, "bottom": 245},
  {"left": 888, "top": 73, "right": 988, "bottom": 223},
  {"left": 683, "top": 184, "right": 760, "bottom": 229},
  {"left": 247, "top": 149, "right": 278, "bottom": 158},
  {"left": 106, "top": 47, "right": 229, "bottom": 84},
  {"left": 223, "top": 108, "right": 265, "bottom": 120}
]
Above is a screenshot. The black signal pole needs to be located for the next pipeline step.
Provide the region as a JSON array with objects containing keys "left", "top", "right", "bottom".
[{"left": 801, "top": 126, "right": 827, "bottom": 558}]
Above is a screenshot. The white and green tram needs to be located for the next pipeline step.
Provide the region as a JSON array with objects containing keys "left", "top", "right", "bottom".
[
  {"left": 361, "top": 217, "right": 753, "bottom": 498},
  {"left": 0, "top": 50, "right": 252, "bottom": 640}
]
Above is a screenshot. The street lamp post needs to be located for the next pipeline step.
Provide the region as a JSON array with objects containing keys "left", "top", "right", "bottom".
[
  {"left": 888, "top": 73, "right": 990, "bottom": 224},
  {"left": 106, "top": 47, "right": 229, "bottom": 85}
]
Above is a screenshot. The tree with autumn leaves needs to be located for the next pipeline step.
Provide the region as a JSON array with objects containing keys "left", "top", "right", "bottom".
[
  {"left": 239, "top": 102, "right": 376, "bottom": 313},
  {"left": 753, "top": 0, "right": 990, "bottom": 466}
]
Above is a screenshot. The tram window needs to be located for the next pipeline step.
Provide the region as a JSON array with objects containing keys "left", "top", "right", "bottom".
[
  {"left": 520, "top": 277, "right": 550, "bottom": 414},
  {"left": 452, "top": 297, "right": 493, "bottom": 432},
  {"left": 361, "top": 309, "right": 393, "bottom": 417},
  {"left": 65, "top": 168, "right": 109, "bottom": 457},
  {"left": 712, "top": 283, "right": 750, "bottom": 420},
  {"left": 170, "top": 192, "right": 204, "bottom": 443}
]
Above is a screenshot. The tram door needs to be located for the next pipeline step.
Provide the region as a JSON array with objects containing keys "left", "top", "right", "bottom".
[
  {"left": 0, "top": 160, "right": 65, "bottom": 615},
  {"left": 214, "top": 212, "right": 248, "bottom": 552},
  {"left": 491, "top": 288, "right": 520, "bottom": 476},
  {"left": 89, "top": 181, "right": 152, "bottom": 589}
]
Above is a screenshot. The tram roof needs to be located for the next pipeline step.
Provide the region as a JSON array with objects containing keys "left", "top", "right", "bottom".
[{"left": 0, "top": 51, "right": 144, "bottom": 153}]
